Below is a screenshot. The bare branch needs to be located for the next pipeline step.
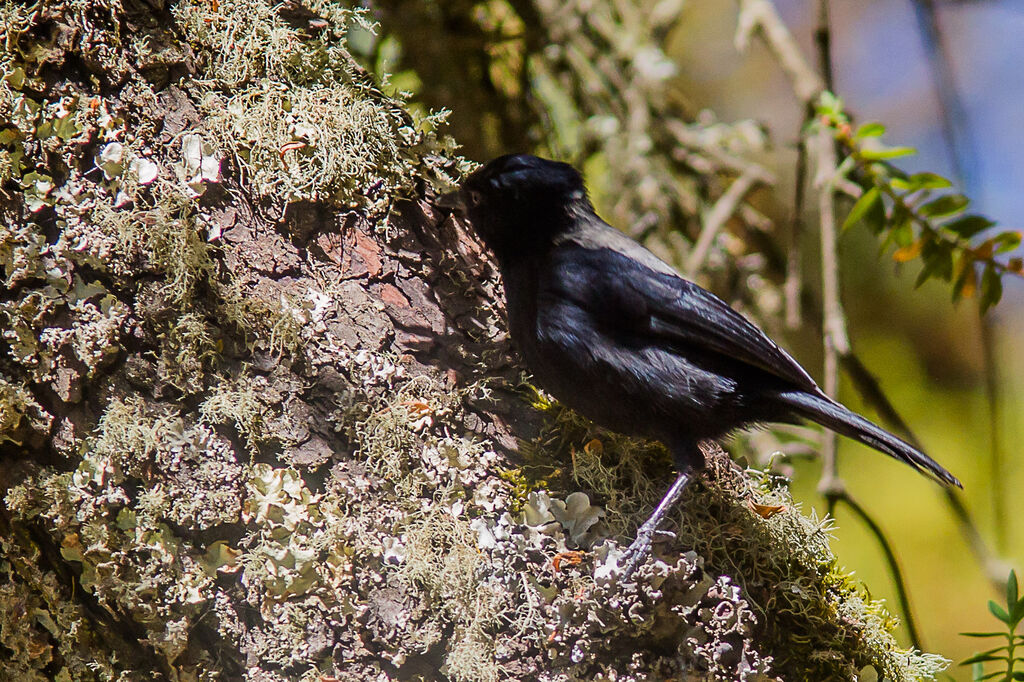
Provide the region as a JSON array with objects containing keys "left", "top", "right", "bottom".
[
  {"left": 686, "top": 171, "right": 764, "bottom": 276},
  {"left": 735, "top": 0, "right": 825, "bottom": 104}
]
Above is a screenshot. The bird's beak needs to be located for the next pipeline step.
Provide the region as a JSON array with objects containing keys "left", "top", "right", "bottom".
[{"left": 436, "top": 188, "right": 467, "bottom": 215}]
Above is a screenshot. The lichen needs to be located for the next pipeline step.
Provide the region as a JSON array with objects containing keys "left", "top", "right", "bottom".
[{"left": 174, "top": 0, "right": 451, "bottom": 216}]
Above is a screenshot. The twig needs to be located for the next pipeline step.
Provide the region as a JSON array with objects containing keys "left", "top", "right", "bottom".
[
  {"left": 735, "top": 0, "right": 825, "bottom": 104},
  {"left": 686, "top": 171, "right": 763, "bottom": 276},
  {"left": 665, "top": 120, "right": 777, "bottom": 183},
  {"left": 979, "top": 316, "right": 1006, "bottom": 551},
  {"left": 813, "top": 124, "right": 846, "bottom": 506},
  {"left": 786, "top": 122, "right": 808, "bottom": 329},
  {"left": 911, "top": 0, "right": 975, "bottom": 190},
  {"left": 814, "top": 0, "right": 834, "bottom": 92}
]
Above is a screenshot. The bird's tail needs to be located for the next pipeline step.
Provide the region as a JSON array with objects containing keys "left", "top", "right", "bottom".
[{"left": 777, "top": 390, "right": 961, "bottom": 488}]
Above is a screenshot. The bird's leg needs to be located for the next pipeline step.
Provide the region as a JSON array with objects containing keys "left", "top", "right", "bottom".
[{"left": 619, "top": 468, "right": 693, "bottom": 580}]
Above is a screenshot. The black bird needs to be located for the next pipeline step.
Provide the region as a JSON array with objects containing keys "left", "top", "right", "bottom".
[{"left": 444, "top": 153, "right": 960, "bottom": 576}]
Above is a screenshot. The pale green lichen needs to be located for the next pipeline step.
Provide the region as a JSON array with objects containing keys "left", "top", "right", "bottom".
[
  {"left": 199, "top": 373, "right": 272, "bottom": 456},
  {"left": 394, "top": 510, "right": 508, "bottom": 682},
  {"left": 523, "top": 399, "right": 950, "bottom": 681},
  {"left": 0, "top": 376, "right": 52, "bottom": 445},
  {"left": 173, "top": 0, "right": 451, "bottom": 214}
]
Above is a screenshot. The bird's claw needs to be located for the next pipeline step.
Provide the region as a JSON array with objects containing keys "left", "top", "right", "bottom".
[{"left": 619, "top": 529, "right": 656, "bottom": 580}]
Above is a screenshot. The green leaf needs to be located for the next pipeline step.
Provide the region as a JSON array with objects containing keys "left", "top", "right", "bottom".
[
  {"left": 892, "top": 172, "right": 952, "bottom": 192},
  {"left": 1011, "top": 603, "right": 1024, "bottom": 629},
  {"left": 915, "top": 241, "right": 954, "bottom": 287},
  {"left": 953, "top": 254, "right": 978, "bottom": 302},
  {"left": 1008, "top": 570, "right": 1019, "bottom": 611},
  {"left": 892, "top": 218, "right": 914, "bottom": 247},
  {"left": 966, "top": 644, "right": 1013, "bottom": 658},
  {"left": 980, "top": 264, "right": 1003, "bottom": 314},
  {"left": 960, "top": 631, "right": 1008, "bottom": 638},
  {"left": 977, "top": 671, "right": 1011, "bottom": 681},
  {"left": 910, "top": 172, "right": 953, "bottom": 189},
  {"left": 993, "top": 231, "right": 1022, "bottom": 254},
  {"left": 975, "top": 671, "right": 1012, "bottom": 681},
  {"left": 855, "top": 122, "right": 886, "bottom": 138},
  {"left": 946, "top": 215, "right": 995, "bottom": 239},
  {"left": 842, "top": 187, "right": 882, "bottom": 232},
  {"left": 920, "top": 194, "right": 969, "bottom": 218},
  {"left": 859, "top": 146, "right": 916, "bottom": 161},
  {"left": 817, "top": 91, "right": 843, "bottom": 116},
  {"left": 1012, "top": 672, "right": 1024, "bottom": 680},
  {"left": 989, "top": 600, "right": 1011, "bottom": 624}
]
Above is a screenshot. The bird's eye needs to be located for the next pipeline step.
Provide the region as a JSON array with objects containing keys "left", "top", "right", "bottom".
[{"left": 468, "top": 190, "right": 483, "bottom": 206}]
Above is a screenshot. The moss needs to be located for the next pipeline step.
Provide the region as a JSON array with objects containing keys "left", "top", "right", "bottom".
[{"left": 174, "top": 0, "right": 450, "bottom": 216}]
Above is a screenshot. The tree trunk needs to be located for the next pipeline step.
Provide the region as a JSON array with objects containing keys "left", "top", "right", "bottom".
[{"left": 0, "top": 2, "right": 948, "bottom": 681}]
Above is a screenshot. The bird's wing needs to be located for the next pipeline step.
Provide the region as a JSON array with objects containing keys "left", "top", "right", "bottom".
[{"left": 548, "top": 233, "right": 818, "bottom": 392}]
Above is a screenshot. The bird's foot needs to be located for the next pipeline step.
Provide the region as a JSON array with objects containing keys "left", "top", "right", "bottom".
[
  {"left": 619, "top": 527, "right": 675, "bottom": 580},
  {"left": 618, "top": 470, "right": 692, "bottom": 581}
]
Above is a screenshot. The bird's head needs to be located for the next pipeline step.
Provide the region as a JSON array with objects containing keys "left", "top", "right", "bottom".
[{"left": 441, "top": 154, "right": 593, "bottom": 264}]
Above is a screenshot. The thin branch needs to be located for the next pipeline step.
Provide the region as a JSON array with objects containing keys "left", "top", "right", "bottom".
[
  {"left": 911, "top": 0, "right": 975, "bottom": 190},
  {"left": 686, "top": 171, "right": 763, "bottom": 276},
  {"left": 786, "top": 123, "right": 809, "bottom": 330},
  {"left": 813, "top": 124, "right": 846, "bottom": 504},
  {"left": 979, "top": 316, "right": 1006, "bottom": 551},
  {"left": 814, "top": 0, "right": 834, "bottom": 92},
  {"left": 735, "top": 0, "right": 825, "bottom": 104},
  {"left": 811, "top": 0, "right": 844, "bottom": 504},
  {"left": 666, "top": 120, "right": 777, "bottom": 183}
]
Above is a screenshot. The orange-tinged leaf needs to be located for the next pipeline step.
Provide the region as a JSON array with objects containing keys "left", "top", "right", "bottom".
[
  {"left": 973, "top": 239, "right": 995, "bottom": 260},
  {"left": 748, "top": 500, "right": 787, "bottom": 519},
  {"left": 552, "top": 550, "right": 585, "bottom": 571},
  {"left": 399, "top": 400, "right": 432, "bottom": 415},
  {"left": 584, "top": 439, "right": 603, "bottom": 456},
  {"left": 961, "top": 270, "right": 977, "bottom": 298},
  {"left": 892, "top": 238, "right": 925, "bottom": 263}
]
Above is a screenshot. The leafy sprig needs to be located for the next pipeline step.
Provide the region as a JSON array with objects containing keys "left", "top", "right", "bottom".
[
  {"left": 960, "top": 569, "right": 1024, "bottom": 681},
  {"left": 817, "top": 92, "right": 1022, "bottom": 313}
]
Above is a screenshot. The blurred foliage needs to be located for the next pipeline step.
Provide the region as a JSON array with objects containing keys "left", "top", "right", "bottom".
[
  {"left": 961, "top": 570, "right": 1024, "bottom": 681},
  {"left": 353, "top": 0, "right": 784, "bottom": 317},
  {"left": 817, "top": 93, "right": 1023, "bottom": 314}
]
